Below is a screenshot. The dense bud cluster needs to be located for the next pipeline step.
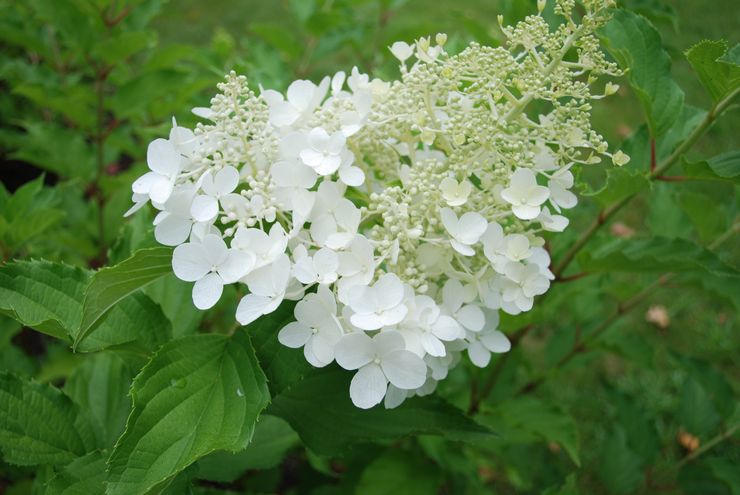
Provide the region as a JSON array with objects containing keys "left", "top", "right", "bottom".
[{"left": 128, "top": 0, "right": 626, "bottom": 408}]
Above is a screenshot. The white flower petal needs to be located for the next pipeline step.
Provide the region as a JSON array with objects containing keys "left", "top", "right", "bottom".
[
  {"left": 191, "top": 195, "right": 219, "bottom": 223},
  {"left": 172, "top": 243, "right": 209, "bottom": 281},
  {"left": 334, "top": 332, "right": 375, "bottom": 370},
  {"left": 381, "top": 350, "right": 427, "bottom": 389},
  {"left": 480, "top": 330, "right": 512, "bottom": 353},
  {"left": 349, "top": 364, "right": 387, "bottom": 409},
  {"left": 192, "top": 272, "right": 224, "bottom": 310},
  {"left": 278, "top": 321, "right": 312, "bottom": 348},
  {"left": 235, "top": 294, "right": 272, "bottom": 325}
]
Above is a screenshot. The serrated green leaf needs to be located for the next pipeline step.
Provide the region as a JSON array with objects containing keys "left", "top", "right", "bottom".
[
  {"left": 685, "top": 40, "right": 740, "bottom": 103},
  {"left": 682, "top": 150, "right": 740, "bottom": 183},
  {"left": 598, "top": 427, "right": 643, "bottom": 495},
  {"left": 76, "top": 247, "right": 172, "bottom": 350},
  {"left": 678, "top": 378, "right": 721, "bottom": 437},
  {"left": 0, "top": 260, "right": 87, "bottom": 340},
  {"left": 356, "top": 450, "right": 442, "bottom": 495},
  {"left": 482, "top": 397, "right": 581, "bottom": 466},
  {"left": 599, "top": 9, "right": 684, "bottom": 136},
  {"left": 579, "top": 237, "right": 740, "bottom": 278},
  {"left": 0, "top": 259, "right": 170, "bottom": 352},
  {"left": 196, "top": 415, "right": 298, "bottom": 482},
  {"left": 267, "top": 366, "right": 493, "bottom": 455},
  {"left": 0, "top": 372, "right": 97, "bottom": 466},
  {"left": 45, "top": 451, "right": 107, "bottom": 495},
  {"left": 63, "top": 353, "right": 134, "bottom": 447},
  {"left": 106, "top": 332, "right": 269, "bottom": 495},
  {"left": 582, "top": 167, "right": 650, "bottom": 207}
]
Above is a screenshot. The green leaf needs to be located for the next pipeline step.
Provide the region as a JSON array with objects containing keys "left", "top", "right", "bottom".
[
  {"left": 599, "top": 9, "right": 684, "bottom": 136},
  {"left": 579, "top": 237, "right": 740, "bottom": 278},
  {"left": 356, "top": 450, "right": 442, "bottom": 495},
  {"left": 106, "top": 332, "right": 270, "bottom": 495},
  {"left": 0, "top": 372, "right": 97, "bottom": 466},
  {"left": 685, "top": 40, "right": 740, "bottom": 103},
  {"left": 582, "top": 167, "right": 650, "bottom": 207},
  {"left": 482, "top": 397, "right": 581, "bottom": 466},
  {"left": 0, "top": 259, "right": 170, "bottom": 352},
  {"left": 63, "top": 353, "right": 134, "bottom": 447},
  {"left": 267, "top": 366, "right": 492, "bottom": 455},
  {"left": 682, "top": 150, "right": 740, "bottom": 183},
  {"left": 598, "top": 427, "right": 643, "bottom": 495},
  {"left": 196, "top": 415, "right": 299, "bottom": 482},
  {"left": 143, "top": 274, "right": 203, "bottom": 339},
  {"left": 679, "top": 191, "right": 728, "bottom": 243},
  {"left": 248, "top": 301, "right": 313, "bottom": 395},
  {"left": 0, "top": 260, "right": 87, "bottom": 340},
  {"left": 678, "top": 378, "right": 721, "bottom": 437},
  {"left": 45, "top": 451, "right": 107, "bottom": 495},
  {"left": 92, "top": 31, "right": 156, "bottom": 65},
  {"left": 75, "top": 247, "right": 172, "bottom": 350}
]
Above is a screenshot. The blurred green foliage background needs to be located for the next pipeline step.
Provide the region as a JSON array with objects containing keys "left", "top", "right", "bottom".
[{"left": 0, "top": 0, "right": 738, "bottom": 494}]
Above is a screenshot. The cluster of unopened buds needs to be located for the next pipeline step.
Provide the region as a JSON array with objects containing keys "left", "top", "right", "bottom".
[{"left": 128, "top": 0, "right": 627, "bottom": 408}]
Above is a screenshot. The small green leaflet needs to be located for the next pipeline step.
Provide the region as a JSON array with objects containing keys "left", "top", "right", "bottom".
[
  {"left": 682, "top": 150, "right": 740, "bottom": 183},
  {"left": 581, "top": 167, "right": 650, "bottom": 207},
  {"left": 268, "top": 366, "right": 493, "bottom": 455},
  {"left": 598, "top": 9, "right": 684, "bottom": 137},
  {"left": 685, "top": 40, "right": 740, "bottom": 103},
  {"left": 106, "top": 332, "right": 270, "bottom": 495},
  {"left": 578, "top": 236, "right": 740, "bottom": 278},
  {"left": 0, "top": 372, "right": 98, "bottom": 466},
  {"left": 75, "top": 247, "right": 172, "bottom": 350},
  {"left": 45, "top": 451, "right": 107, "bottom": 495}
]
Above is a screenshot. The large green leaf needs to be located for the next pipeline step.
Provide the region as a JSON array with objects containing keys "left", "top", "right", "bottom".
[
  {"left": 0, "top": 260, "right": 87, "bottom": 340},
  {"left": 196, "top": 415, "right": 299, "bottom": 482},
  {"left": 578, "top": 237, "right": 740, "bottom": 278},
  {"left": 0, "top": 259, "right": 170, "bottom": 352},
  {"left": 106, "top": 332, "right": 270, "bottom": 495},
  {"left": 76, "top": 247, "right": 172, "bottom": 349},
  {"left": 0, "top": 372, "right": 97, "bottom": 466},
  {"left": 247, "top": 301, "right": 313, "bottom": 395},
  {"left": 45, "top": 451, "right": 107, "bottom": 495},
  {"left": 267, "top": 366, "right": 493, "bottom": 455},
  {"left": 685, "top": 40, "right": 740, "bottom": 103},
  {"left": 63, "top": 353, "right": 134, "bottom": 448},
  {"left": 599, "top": 9, "right": 684, "bottom": 136}
]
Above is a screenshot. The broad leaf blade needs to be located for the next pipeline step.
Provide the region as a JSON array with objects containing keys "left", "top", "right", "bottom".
[
  {"left": 106, "top": 332, "right": 269, "bottom": 495},
  {"left": 599, "top": 9, "right": 684, "bottom": 136},
  {"left": 76, "top": 247, "right": 172, "bottom": 349},
  {"left": 685, "top": 40, "right": 740, "bottom": 103},
  {"left": 0, "top": 372, "right": 97, "bottom": 466},
  {"left": 268, "top": 366, "right": 493, "bottom": 455}
]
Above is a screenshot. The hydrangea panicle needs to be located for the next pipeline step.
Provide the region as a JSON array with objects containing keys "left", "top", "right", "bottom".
[{"left": 128, "top": 0, "right": 627, "bottom": 409}]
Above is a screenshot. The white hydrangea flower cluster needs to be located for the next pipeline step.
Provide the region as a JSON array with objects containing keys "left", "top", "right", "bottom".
[{"left": 127, "top": 0, "right": 625, "bottom": 409}]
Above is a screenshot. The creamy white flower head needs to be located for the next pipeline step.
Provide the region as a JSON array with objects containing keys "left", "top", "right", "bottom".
[
  {"left": 347, "top": 273, "right": 408, "bottom": 330},
  {"left": 172, "top": 234, "right": 255, "bottom": 310},
  {"left": 501, "top": 168, "right": 550, "bottom": 220},
  {"left": 335, "top": 330, "right": 426, "bottom": 409},
  {"left": 278, "top": 285, "right": 342, "bottom": 367},
  {"left": 440, "top": 207, "right": 487, "bottom": 256},
  {"left": 128, "top": 0, "right": 621, "bottom": 408}
]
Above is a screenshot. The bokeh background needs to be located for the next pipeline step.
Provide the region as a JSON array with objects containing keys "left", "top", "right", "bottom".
[{"left": 0, "top": 0, "right": 738, "bottom": 493}]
